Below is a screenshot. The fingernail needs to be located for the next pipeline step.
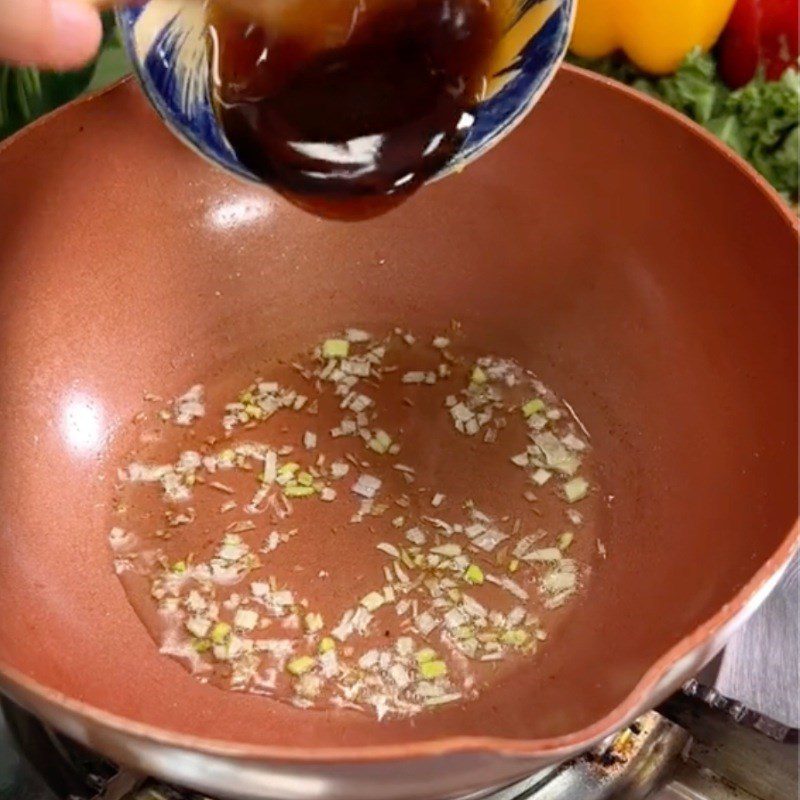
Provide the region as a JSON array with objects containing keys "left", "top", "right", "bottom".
[{"left": 49, "top": 0, "right": 102, "bottom": 68}]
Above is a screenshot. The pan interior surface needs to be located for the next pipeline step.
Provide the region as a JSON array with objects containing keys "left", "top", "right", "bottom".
[{"left": 0, "top": 72, "right": 796, "bottom": 754}]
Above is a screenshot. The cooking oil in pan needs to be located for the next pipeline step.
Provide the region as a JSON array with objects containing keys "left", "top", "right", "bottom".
[{"left": 109, "top": 327, "right": 603, "bottom": 718}]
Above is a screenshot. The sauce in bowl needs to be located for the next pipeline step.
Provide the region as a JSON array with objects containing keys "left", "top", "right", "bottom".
[{"left": 208, "top": 0, "right": 504, "bottom": 218}]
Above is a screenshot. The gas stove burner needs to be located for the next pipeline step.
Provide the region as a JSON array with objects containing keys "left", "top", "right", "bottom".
[{"left": 2, "top": 690, "right": 797, "bottom": 800}]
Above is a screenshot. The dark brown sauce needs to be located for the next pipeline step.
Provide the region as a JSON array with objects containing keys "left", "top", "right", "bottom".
[{"left": 207, "top": 0, "right": 503, "bottom": 218}]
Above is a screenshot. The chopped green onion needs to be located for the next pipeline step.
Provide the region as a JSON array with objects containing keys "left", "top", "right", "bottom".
[
  {"left": 522, "top": 398, "right": 545, "bottom": 418},
  {"left": 211, "top": 622, "right": 231, "bottom": 644},
  {"left": 287, "top": 656, "right": 316, "bottom": 675},
  {"left": 464, "top": 564, "right": 485, "bottom": 585},
  {"left": 500, "top": 629, "right": 528, "bottom": 647},
  {"left": 322, "top": 339, "right": 349, "bottom": 358},
  {"left": 563, "top": 477, "right": 589, "bottom": 503},
  {"left": 557, "top": 532, "right": 574, "bottom": 551},
  {"left": 471, "top": 366, "right": 487, "bottom": 385},
  {"left": 415, "top": 647, "right": 438, "bottom": 664},
  {"left": 284, "top": 484, "right": 315, "bottom": 498},
  {"left": 419, "top": 659, "right": 448, "bottom": 679}
]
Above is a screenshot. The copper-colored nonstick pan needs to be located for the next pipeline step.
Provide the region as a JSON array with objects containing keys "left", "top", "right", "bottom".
[{"left": 0, "top": 67, "right": 797, "bottom": 800}]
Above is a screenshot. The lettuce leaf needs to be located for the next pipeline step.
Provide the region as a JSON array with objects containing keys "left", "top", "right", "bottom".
[{"left": 571, "top": 50, "right": 799, "bottom": 201}]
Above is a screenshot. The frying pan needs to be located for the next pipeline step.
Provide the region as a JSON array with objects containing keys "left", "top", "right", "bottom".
[{"left": 0, "top": 66, "right": 797, "bottom": 800}]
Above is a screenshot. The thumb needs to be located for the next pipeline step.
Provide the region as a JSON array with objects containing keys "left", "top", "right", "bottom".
[{"left": 0, "top": 0, "right": 102, "bottom": 69}]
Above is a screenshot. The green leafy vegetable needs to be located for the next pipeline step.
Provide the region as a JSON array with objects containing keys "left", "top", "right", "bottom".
[{"left": 571, "top": 50, "right": 799, "bottom": 201}]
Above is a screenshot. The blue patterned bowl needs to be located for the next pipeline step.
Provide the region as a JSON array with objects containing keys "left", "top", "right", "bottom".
[{"left": 117, "top": 0, "right": 575, "bottom": 185}]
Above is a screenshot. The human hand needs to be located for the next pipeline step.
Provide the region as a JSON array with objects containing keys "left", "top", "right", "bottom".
[{"left": 0, "top": 0, "right": 102, "bottom": 69}]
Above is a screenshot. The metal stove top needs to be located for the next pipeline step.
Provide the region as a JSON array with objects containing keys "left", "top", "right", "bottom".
[{"left": 2, "top": 560, "right": 796, "bottom": 800}]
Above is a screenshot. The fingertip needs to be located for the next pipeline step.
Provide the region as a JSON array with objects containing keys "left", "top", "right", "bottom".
[{"left": 47, "top": 0, "right": 103, "bottom": 69}]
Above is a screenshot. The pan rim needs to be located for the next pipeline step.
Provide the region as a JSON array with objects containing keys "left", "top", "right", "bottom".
[
  {"left": 0, "top": 66, "right": 797, "bottom": 763},
  {"left": 1, "top": 527, "right": 796, "bottom": 761}
]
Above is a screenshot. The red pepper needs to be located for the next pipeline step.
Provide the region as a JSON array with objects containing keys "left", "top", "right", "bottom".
[{"left": 718, "top": 0, "right": 798, "bottom": 87}]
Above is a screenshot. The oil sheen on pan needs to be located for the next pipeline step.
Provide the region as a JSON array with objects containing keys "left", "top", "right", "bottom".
[{"left": 110, "top": 324, "right": 604, "bottom": 719}]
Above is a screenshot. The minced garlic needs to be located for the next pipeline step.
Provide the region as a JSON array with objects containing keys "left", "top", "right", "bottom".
[{"left": 116, "top": 326, "right": 599, "bottom": 721}]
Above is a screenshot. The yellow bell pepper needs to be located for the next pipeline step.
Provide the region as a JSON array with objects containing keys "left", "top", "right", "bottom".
[{"left": 570, "top": 0, "right": 737, "bottom": 74}]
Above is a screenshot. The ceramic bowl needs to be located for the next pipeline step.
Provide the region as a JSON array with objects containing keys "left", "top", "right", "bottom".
[{"left": 116, "top": 0, "right": 575, "bottom": 184}]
